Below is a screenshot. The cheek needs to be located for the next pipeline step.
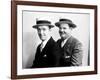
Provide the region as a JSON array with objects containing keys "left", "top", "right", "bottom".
[
  {"left": 64, "top": 29, "right": 70, "bottom": 33},
  {"left": 66, "top": 29, "right": 71, "bottom": 34},
  {"left": 45, "top": 30, "right": 50, "bottom": 34},
  {"left": 38, "top": 31, "right": 41, "bottom": 36},
  {"left": 59, "top": 29, "right": 66, "bottom": 34}
]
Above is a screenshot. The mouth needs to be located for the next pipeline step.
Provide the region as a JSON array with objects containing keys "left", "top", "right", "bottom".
[
  {"left": 40, "top": 35, "right": 46, "bottom": 39},
  {"left": 59, "top": 32, "right": 65, "bottom": 35},
  {"left": 40, "top": 36, "right": 45, "bottom": 38},
  {"left": 39, "top": 34, "right": 45, "bottom": 37}
]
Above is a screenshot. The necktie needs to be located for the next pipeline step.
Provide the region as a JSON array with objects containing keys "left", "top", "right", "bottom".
[{"left": 40, "top": 42, "right": 43, "bottom": 52}]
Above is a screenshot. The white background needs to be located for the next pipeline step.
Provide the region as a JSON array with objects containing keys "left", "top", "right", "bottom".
[{"left": 0, "top": 0, "right": 100, "bottom": 80}]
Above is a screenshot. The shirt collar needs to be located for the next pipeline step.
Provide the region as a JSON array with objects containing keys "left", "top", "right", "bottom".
[
  {"left": 41, "top": 36, "right": 51, "bottom": 49},
  {"left": 61, "top": 35, "right": 71, "bottom": 47}
]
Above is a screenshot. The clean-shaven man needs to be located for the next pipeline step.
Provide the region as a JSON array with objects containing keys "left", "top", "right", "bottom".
[
  {"left": 55, "top": 18, "right": 83, "bottom": 66},
  {"left": 31, "top": 18, "right": 60, "bottom": 68}
]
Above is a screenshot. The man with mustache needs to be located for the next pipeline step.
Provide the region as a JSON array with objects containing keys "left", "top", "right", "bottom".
[
  {"left": 31, "top": 18, "right": 60, "bottom": 68},
  {"left": 55, "top": 18, "right": 83, "bottom": 66}
]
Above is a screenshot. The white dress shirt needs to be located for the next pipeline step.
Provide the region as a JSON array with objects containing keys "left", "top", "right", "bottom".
[
  {"left": 61, "top": 36, "right": 71, "bottom": 47},
  {"left": 40, "top": 36, "right": 51, "bottom": 52}
]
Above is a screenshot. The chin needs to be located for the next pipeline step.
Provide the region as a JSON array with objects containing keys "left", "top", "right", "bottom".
[
  {"left": 41, "top": 38, "right": 44, "bottom": 41},
  {"left": 60, "top": 35, "right": 65, "bottom": 38},
  {"left": 40, "top": 38, "right": 46, "bottom": 41}
]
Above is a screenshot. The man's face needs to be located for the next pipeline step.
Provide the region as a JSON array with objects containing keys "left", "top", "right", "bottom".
[
  {"left": 59, "top": 23, "right": 71, "bottom": 40},
  {"left": 37, "top": 26, "right": 51, "bottom": 41}
]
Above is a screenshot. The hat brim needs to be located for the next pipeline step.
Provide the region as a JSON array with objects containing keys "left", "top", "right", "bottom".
[
  {"left": 55, "top": 21, "right": 76, "bottom": 28},
  {"left": 32, "top": 24, "right": 54, "bottom": 29}
]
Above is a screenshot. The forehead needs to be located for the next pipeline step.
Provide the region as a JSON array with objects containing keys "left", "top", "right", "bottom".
[
  {"left": 37, "top": 25, "right": 50, "bottom": 29},
  {"left": 60, "top": 23, "right": 69, "bottom": 27}
]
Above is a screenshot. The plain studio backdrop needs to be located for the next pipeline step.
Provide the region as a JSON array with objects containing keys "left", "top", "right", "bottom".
[{"left": 22, "top": 10, "right": 90, "bottom": 68}]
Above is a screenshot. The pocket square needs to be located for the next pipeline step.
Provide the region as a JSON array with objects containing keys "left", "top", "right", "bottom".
[
  {"left": 65, "top": 56, "right": 70, "bottom": 58},
  {"left": 43, "top": 54, "right": 47, "bottom": 57}
]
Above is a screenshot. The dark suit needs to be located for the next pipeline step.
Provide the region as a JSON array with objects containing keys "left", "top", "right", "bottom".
[
  {"left": 31, "top": 37, "right": 61, "bottom": 68},
  {"left": 57, "top": 36, "right": 83, "bottom": 66}
]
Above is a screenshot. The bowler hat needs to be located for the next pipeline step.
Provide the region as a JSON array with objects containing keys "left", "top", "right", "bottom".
[
  {"left": 32, "top": 19, "right": 54, "bottom": 29},
  {"left": 55, "top": 18, "right": 76, "bottom": 28}
]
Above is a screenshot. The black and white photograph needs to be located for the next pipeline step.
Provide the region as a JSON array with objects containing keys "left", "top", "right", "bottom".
[
  {"left": 11, "top": 1, "right": 97, "bottom": 79},
  {"left": 22, "top": 10, "right": 89, "bottom": 68}
]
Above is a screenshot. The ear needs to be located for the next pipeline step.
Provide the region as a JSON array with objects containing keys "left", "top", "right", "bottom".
[{"left": 48, "top": 26, "right": 51, "bottom": 30}]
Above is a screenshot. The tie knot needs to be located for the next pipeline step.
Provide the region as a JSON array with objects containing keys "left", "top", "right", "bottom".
[
  {"left": 61, "top": 38, "right": 64, "bottom": 42},
  {"left": 41, "top": 41, "right": 43, "bottom": 47},
  {"left": 61, "top": 38, "right": 66, "bottom": 47}
]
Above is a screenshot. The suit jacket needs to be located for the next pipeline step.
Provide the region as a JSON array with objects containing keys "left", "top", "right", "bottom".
[
  {"left": 57, "top": 36, "right": 83, "bottom": 66},
  {"left": 31, "top": 37, "right": 61, "bottom": 68}
]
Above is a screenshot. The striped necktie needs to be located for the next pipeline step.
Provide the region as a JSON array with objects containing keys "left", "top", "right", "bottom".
[{"left": 40, "top": 42, "right": 43, "bottom": 52}]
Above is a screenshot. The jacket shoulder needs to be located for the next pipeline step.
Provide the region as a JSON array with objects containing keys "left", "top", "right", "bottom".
[
  {"left": 68, "top": 36, "right": 82, "bottom": 45},
  {"left": 57, "top": 39, "right": 62, "bottom": 44}
]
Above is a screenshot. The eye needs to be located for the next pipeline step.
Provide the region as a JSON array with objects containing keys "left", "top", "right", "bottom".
[
  {"left": 42, "top": 28, "right": 46, "bottom": 31},
  {"left": 63, "top": 27, "right": 67, "bottom": 30}
]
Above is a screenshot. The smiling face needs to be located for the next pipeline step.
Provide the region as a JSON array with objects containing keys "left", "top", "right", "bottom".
[
  {"left": 59, "top": 23, "right": 72, "bottom": 40},
  {"left": 37, "top": 25, "right": 51, "bottom": 41}
]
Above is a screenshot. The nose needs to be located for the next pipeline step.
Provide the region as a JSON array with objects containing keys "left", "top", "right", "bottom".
[{"left": 60, "top": 28, "right": 64, "bottom": 32}]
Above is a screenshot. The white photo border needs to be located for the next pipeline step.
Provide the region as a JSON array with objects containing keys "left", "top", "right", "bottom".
[{"left": 17, "top": 5, "right": 94, "bottom": 75}]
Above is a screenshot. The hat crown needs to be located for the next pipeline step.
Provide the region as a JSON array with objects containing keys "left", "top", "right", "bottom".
[
  {"left": 32, "top": 18, "right": 54, "bottom": 28},
  {"left": 59, "top": 19, "right": 72, "bottom": 23},
  {"left": 36, "top": 20, "right": 51, "bottom": 25},
  {"left": 55, "top": 18, "right": 76, "bottom": 28}
]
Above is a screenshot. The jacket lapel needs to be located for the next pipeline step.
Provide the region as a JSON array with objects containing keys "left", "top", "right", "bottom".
[
  {"left": 63, "top": 36, "right": 72, "bottom": 49},
  {"left": 40, "top": 37, "right": 54, "bottom": 55}
]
